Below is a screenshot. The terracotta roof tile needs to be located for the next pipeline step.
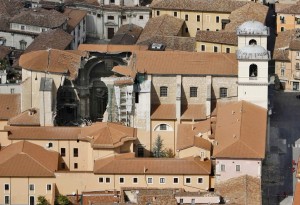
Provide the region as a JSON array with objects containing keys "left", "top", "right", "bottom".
[
  {"left": 277, "top": 3, "right": 300, "bottom": 14},
  {"left": 273, "top": 49, "right": 290, "bottom": 61},
  {"left": 63, "top": 8, "right": 87, "bottom": 33},
  {"left": 24, "top": 29, "right": 73, "bottom": 53},
  {"left": 137, "top": 15, "right": 184, "bottom": 44},
  {"left": 0, "top": 141, "right": 58, "bottom": 177},
  {"left": 275, "top": 3, "right": 294, "bottom": 13},
  {"left": 225, "top": 2, "right": 268, "bottom": 32},
  {"left": 151, "top": 0, "right": 248, "bottom": 13},
  {"left": 64, "top": 0, "right": 100, "bottom": 6},
  {"left": 10, "top": 8, "right": 67, "bottom": 28},
  {"left": 151, "top": 104, "right": 176, "bottom": 120},
  {"left": 213, "top": 101, "right": 267, "bottom": 159},
  {"left": 138, "top": 35, "right": 196, "bottom": 52},
  {"left": 8, "top": 108, "right": 40, "bottom": 126},
  {"left": 79, "top": 122, "right": 137, "bottom": 148},
  {"left": 134, "top": 51, "right": 238, "bottom": 75},
  {"left": 78, "top": 44, "right": 148, "bottom": 53},
  {"left": 0, "top": 0, "right": 23, "bottom": 17},
  {"left": 181, "top": 104, "right": 206, "bottom": 120},
  {"left": 215, "top": 175, "right": 262, "bottom": 204},
  {"left": 110, "top": 24, "right": 143, "bottom": 45},
  {"left": 177, "top": 120, "right": 212, "bottom": 151},
  {"left": 94, "top": 154, "right": 211, "bottom": 175},
  {"left": 294, "top": 182, "right": 300, "bottom": 205},
  {"left": 19, "top": 49, "right": 83, "bottom": 80},
  {"left": 196, "top": 31, "right": 237, "bottom": 46},
  {"left": 0, "top": 94, "right": 20, "bottom": 120}
]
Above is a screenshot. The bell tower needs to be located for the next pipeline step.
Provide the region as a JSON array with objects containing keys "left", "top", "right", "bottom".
[{"left": 236, "top": 21, "right": 270, "bottom": 109}]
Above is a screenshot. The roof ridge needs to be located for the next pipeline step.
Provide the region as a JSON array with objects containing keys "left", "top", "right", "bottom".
[{"left": 25, "top": 150, "right": 55, "bottom": 175}]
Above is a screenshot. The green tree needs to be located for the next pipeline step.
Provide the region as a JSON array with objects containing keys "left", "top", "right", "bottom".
[
  {"left": 152, "top": 135, "right": 167, "bottom": 157},
  {"left": 55, "top": 194, "right": 70, "bottom": 205},
  {"left": 37, "top": 196, "right": 50, "bottom": 205}
]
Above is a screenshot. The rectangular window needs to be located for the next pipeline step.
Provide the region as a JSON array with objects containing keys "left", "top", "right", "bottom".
[
  {"left": 201, "top": 45, "right": 205, "bottom": 51},
  {"left": 226, "top": 48, "right": 230, "bottom": 53},
  {"left": 185, "top": 177, "right": 191, "bottom": 184},
  {"left": 281, "top": 69, "right": 285, "bottom": 76},
  {"left": 133, "top": 177, "right": 138, "bottom": 183},
  {"left": 73, "top": 148, "right": 78, "bottom": 157},
  {"left": 74, "top": 163, "right": 78, "bottom": 169},
  {"left": 185, "top": 14, "right": 188, "bottom": 21},
  {"left": 173, "top": 177, "right": 179, "bottom": 184},
  {"left": 147, "top": 177, "right": 153, "bottom": 184},
  {"left": 21, "top": 25, "right": 25, "bottom": 30},
  {"left": 4, "top": 184, "right": 9, "bottom": 191},
  {"left": 220, "top": 88, "right": 228, "bottom": 98},
  {"left": 110, "top": 0, "right": 115, "bottom": 3},
  {"left": 106, "top": 177, "right": 111, "bottom": 183},
  {"left": 174, "top": 12, "right": 177, "bottom": 17},
  {"left": 198, "top": 178, "right": 203, "bottom": 184},
  {"left": 4, "top": 196, "right": 9, "bottom": 205},
  {"left": 180, "top": 198, "right": 183, "bottom": 204},
  {"left": 137, "top": 147, "right": 144, "bottom": 157},
  {"left": 160, "top": 86, "right": 168, "bottom": 97},
  {"left": 160, "top": 124, "right": 167, "bottom": 130},
  {"left": 108, "top": 16, "right": 114, "bottom": 20},
  {"left": 185, "top": 27, "right": 189, "bottom": 33},
  {"left": 119, "top": 177, "right": 124, "bottom": 184},
  {"left": 221, "top": 164, "right": 225, "bottom": 172},
  {"left": 61, "top": 148, "right": 66, "bottom": 157},
  {"left": 159, "top": 178, "right": 165, "bottom": 184},
  {"left": 10, "top": 88, "right": 14, "bottom": 94},
  {"left": 190, "top": 87, "right": 197, "bottom": 97},
  {"left": 214, "top": 46, "right": 218, "bottom": 53},
  {"left": 236, "top": 165, "right": 241, "bottom": 172},
  {"left": 139, "top": 15, "right": 143, "bottom": 20},
  {"left": 29, "top": 184, "right": 34, "bottom": 191},
  {"left": 156, "top": 10, "right": 160, "bottom": 16},
  {"left": 99, "top": 177, "right": 104, "bottom": 183},
  {"left": 281, "top": 27, "right": 284, "bottom": 32},
  {"left": 29, "top": 196, "right": 35, "bottom": 205},
  {"left": 135, "top": 92, "right": 139, "bottom": 103},
  {"left": 216, "top": 16, "right": 220, "bottom": 23},
  {"left": 46, "top": 184, "right": 52, "bottom": 191},
  {"left": 122, "top": 15, "right": 126, "bottom": 20},
  {"left": 197, "top": 15, "right": 200, "bottom": 22}
]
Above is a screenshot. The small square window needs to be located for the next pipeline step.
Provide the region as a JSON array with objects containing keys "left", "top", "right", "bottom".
[
  {"left": 21, "top": 25, "right": 25, "bottom": 30},
  {"left": 139, "top": 15, "right": 143, "bottom": 20},
  {"left": 173, "top": 177, "right": 179, "bottom": 184},
  {"left": 133, "top": 177, "right": 138, "bottom": 183},
  {"left": 185, "top": 14, "right": 188, "bottom": 21},
  {"left": 198, "top": 178, "right": 203, "bottom": 184},
  {"left": 185, "top": 178, "right": 191, "bottom": 184},
  {"left": 220, "top": 88, "right": 228, "bottom": 98},
  {"left": 197, "top": 28, "right": 200, "bottom": 31},
  {"left": 190, "top": 87, "right": 197, "bottom": 97},
  {"left": 159, "top": 178, "right": 165, "bottom": 184},
  {"left": 108, "top": 16, "right": 114, "bottom": 20},
  {"left": 106, "top": 177, "right": 111, "bottom": 183},
  {"left": 174, "top": 12, "right": 177, "bottom": 17},
  {"left": 4, "top": 196, "right": 9, "bottom": 205},
  {"left": 160, "top": 124, "right": 167, "bottom": 130},
  {"left": 110, "top": 0, "right": 115, "bottom": 3},
  {"left": 236, "top": 165, "right": 241, "bottom": 172},
  {"left": 29, "top": 184, "right": 35, "bottom": 191},
  {"left": 214, "top": 46, "right": 218, "bottom": 53},
  {"left": 147, "top": 177, "right": 153, "bottom": 184},
  {"left": 74, "top": 163, "right": 78, "bottom": 169},
  {"left": 221, "top": 164, "right": 226, "bottom": 172},
  {"left": 226, "top": 48, "right": 230, "bottom": 53},
  {"left": 122, "top": 15, "right": 126, "bottom": 20},
  {"left": 46, "top": 184, "right": 52, "bottom": 191},
  {"left": 99, "top": 177, "right": 104, "bottom": 183},
  {"left": 160, "top": 86, "right": 168, "bottom": 97},
  {"left": 4, "top": 184, "right": 9, "bottom": 191},
  {"left": 201, "top": 45, "right": 205, "bottom": 51},
  {"left": 119, "top": 177, "right": 124, "bottom": 184},
  {"left": 61, "top": 148, "right": 66, "bottom": 157}
]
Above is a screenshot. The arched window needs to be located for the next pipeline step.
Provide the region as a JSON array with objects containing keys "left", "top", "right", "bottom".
[
  {"left": 249, "top": 39, "right": 257, "bottom": 45},
  {"left": 249, "top": 64, "right": 258, "bottom": 78},
  {"left": 154, "top": 123, "right": 173, "bottom": 131}
]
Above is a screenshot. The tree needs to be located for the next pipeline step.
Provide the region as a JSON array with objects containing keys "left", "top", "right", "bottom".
[
  {"left": 165, "top": 148, "right": 175, "bottom": 158},
  {"left": 55, "top": 194, "right": 70, "bottom": 205},
  {"left": 37, "top": 196, "right": 50, "bottom": 205},
  {"left": 152, "top": 135, "right": 167, "bottom": 157}
]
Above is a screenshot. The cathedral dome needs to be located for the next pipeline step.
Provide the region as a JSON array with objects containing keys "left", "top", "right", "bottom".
[
  {"left": 237, "top": 44, "right": 270, "bottom": 60},
  {"left": 236, "top": 21, "right": 269, "bottom": 36}
]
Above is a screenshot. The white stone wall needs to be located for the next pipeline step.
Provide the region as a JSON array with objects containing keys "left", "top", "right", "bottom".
[
  {"left": 0, "top": 31, "right": 34, "bottom": 50},
  {"left": 238, "top": 35, "right": 268, "bottom": 50},
  {"left": 0, "top": 84, "right": 21, "bottom": 94},
  {"left": 122, "top": 10, "right": 150, "bottom": 28}
]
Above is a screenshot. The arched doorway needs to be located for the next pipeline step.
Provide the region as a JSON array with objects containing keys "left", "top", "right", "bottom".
[{"left": 89, "top": 80, "right": 108, "bottom": 121}]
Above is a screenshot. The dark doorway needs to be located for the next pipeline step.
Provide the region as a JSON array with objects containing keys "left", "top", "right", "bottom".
[
  {"left": 107, "top": 27, "right": 115, "bottom": 39},
  {"left": 90, "top": 80, "right": 108, "bottom": 121}
]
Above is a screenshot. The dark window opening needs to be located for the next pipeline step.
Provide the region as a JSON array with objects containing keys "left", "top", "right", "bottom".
[{"left": 249, "top": 64, "right": 258, "bottom": 78}]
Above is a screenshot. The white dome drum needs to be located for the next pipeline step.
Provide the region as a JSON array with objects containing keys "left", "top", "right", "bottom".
[{"left": 236, "top": 20, "right": 269, "bottom": 36}]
